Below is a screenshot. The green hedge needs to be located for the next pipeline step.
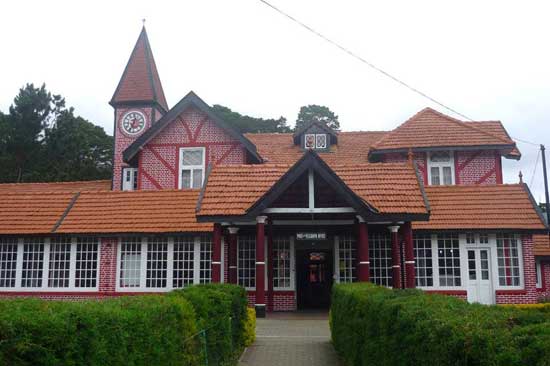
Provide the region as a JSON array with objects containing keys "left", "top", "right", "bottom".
[
  {"left": 171, "top": 284, "right": 249, "bottom": 365},
  {"left": 330, "top": 283, "right": 550, "bottom": 366},
  {"left": 0, "top": 295, "right": 199, "bottom": 366}
]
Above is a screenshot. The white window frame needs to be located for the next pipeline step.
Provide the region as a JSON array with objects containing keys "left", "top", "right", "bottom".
[
  {"left": 116, "top": 235, "right": 215, "bottom": 292},
  {"left": 414, "top": 233, "right": 525, "bottom": 291},
  {"left": 122, "top": 167, "right": 138, "bottom": 191},
  {"left": 178, "top": 147, "right": 206, "bottom": 189},
  {"left": 427, "top": 151, "right": 455, "bottom": 186},
  {"left": 0, "top": 237, "right": 100, "bottom": 292},
  {"left": 272, "top": 236, "right": 295, "bottom": 291},
  {"left": 334, "top": 235, "right": 356, "bottom": 284},
  {"left": 536, "top": 260, "right": 542, "bottom": 289}
]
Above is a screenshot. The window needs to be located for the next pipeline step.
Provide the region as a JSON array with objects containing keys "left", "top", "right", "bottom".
[
  {"left": 179, "top": 147, "right": 205, "bottom": 189},
  {"left": 437, "top": 233, "right": 461, "bottom": 287},
  {"left": 304, "top": 133, "right": 327, "bottom": 150},
  {"left": 414, "top": 233, "right": 433, "bottom": 287},
  {"left": 497, "top": 234, "right": 521, "bottom": 287},
  {"left": 0, "top": 237, "right": 99, "bottom": 291},
  {"left": 238, "top": 236, "right": 256, "bottom": 289},
  {"left": 428, "top": 151, "right": 454, "bottom": 186},
  {"left": 273, "top": 237, "right": 292, "bottom": 289},
  {"left": 48, "top": 237, "right": 71, "bottom": 288},
  {"left": 466, "top": 233, "right": 476, "bottom": 244},
  {"left": 118, "top": 236, "right": 213, "bottom": 291},
  {"left": 369, "top": 232, "right": 392, "bottom": 287},
  {"left": 122, "top": 167, "right": 138, "bottom": 191},
  {"left": 536, "top": 260, "right": 542, "bottom": 289},
  {"left": 0, "top": 238, "right": 18, "bottom": 288},
  {"left": 337, "top": 235, "right": 356, "bottom": 283}
]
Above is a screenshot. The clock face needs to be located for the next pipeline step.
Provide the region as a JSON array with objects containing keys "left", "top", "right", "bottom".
[{"left": 121, "top": 111, "right": 146, "bottom": 135}]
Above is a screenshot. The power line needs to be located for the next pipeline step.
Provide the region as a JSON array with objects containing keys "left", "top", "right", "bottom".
[{"left": 529, "top": 149, "right": 541, "bottom": 188}]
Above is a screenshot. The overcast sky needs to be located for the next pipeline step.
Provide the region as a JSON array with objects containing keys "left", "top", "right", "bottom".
[{"left": 1, "top": 0, "right": 549, "bottom": 201}]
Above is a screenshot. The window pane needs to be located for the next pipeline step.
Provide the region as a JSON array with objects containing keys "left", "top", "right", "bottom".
[
  {"left": 431, "top": 167, "right": 440, "bottom": 185},
  {"left": 305, "top": 134, "right": 315, "bottom": 149},
  {"left": 443, "top": 167, "right": 452, "bottom": 185},
  {"left": 48, "top": 238, "right": 71, "bottom": 288},
  {"left": 0, "top": 238, "right": 18, "bottom": 288},
  {"left": 120, "top": 238, "right": 141, "bottom": 288},
  {"left": 430, "top": 151, "right": 451, "bottom": 162},
  {"left": 369, "top": 232, "right": 392, "bottom": 287},
  {"left": 273, "top": 237, "right": 292, "bottom": 288},
  {"left": 146, "top": 237, "right": 168, "bottom": 288},
  {"left": 75, "top": 237, "right": 98, "bottom": 288},
  {"left": 22, "top": 238, "right": 44, "bottom": 288},
  {"left": 182, "top": 149, "right": 203, "bottom": 166},
  {"left": 437, "top": 233, "right": 461, "bottom": 287},
  {"left": 181, "top": 170, "right": 191, "bottom": 189},
  {"left": 496, "top": 234, "right": 521, "bottom": 287},
  {"left": 192, "top": 169, "right": 203, "bottom": 189},
  {"left": 199, "top": 236, "right": 212, "bottom": 284},
  {"left": 315, "top": 134, "right": 327, "bottom": 149},
  {"left": 414, "top": 233, "right": 433, "bottom": 287},
  {"left": 238, "top": 236, "right": 256, "bottom": 288},
  {"left": 173, "top": 237, "right": 194, "bottom": 288},
  {"left": 339, "top": 235, "right": 356, "bottom": 283}
]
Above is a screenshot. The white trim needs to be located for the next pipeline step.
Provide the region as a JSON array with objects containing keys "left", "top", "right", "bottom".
[
  {"left": 308, "top": 168, "right": 315, "bottom": 209},
  {"left": 536, "top": 259, "right": 542, "bottom": 289},
  {"left": 178, "top": 147, "right": 206, "bottom": 189},
  {"left": 272, "top": 220, "right": 355, "bottom": 226},
  {"left": 263, "top": 207, "right": 355, "bottom": 214},
  {"left": 359, "top": 261, "right": 370, "bottom": 265},
  {"left": 256, "top": 216, "right": 268, "bottom": 224},
  {"left": 228, "top": 227, "right": 240, "bottom": 235},
  {"left": 427, "top": 150, "right": 455, "bottom": 186},
  {"left": 387, "top": 225, "right": 400, "bottom": 233}
]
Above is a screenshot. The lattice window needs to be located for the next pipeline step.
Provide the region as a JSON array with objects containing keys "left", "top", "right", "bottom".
[
  {"left": 199, "top": 236, "right": 212, "bottom": 284},
  {"left": 21, "top": 238, "right": 45, "bottom": 288},
  {"left": 437, "top": 233, "right": 461, "bottom": 287},
  {"left": 497, "top": 233, "right": 521, "bottom": 286},
  {"left": 238, "top": 236, "right": 256, "bottom": 288},
  {"left": 273, "top": 237, "right": 291, "bottom": 288},
  {"left": 369, "top": 232, "right": 392, "bottom": 287},
  {"left": 48, "top": 237, "right": 71, "bottom": 288},
  {"left": 173, "top": 237, "right": 194, "bottom": 288},
  {"left": 0, "top": 238, "right": 18, "bottom": 288},
  {"left": 146, "top": 237, "right": 168, "bottom": 288},
  {"left": 338, "top": 235, "right": 356, "bottom": 283},
  {"left": 120, "top": 238, "right": 142, "bottom": 288},
  {"left": 414, "top": 233, "right": 433, "bottom": 287},
  {"left": 75, "top": 237, "right": 99, "bottom": 288}
]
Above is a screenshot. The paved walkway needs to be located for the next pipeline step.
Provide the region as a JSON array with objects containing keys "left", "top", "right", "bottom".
[{"left": 239, "top": 311, "right": 341, "bottom": 366}]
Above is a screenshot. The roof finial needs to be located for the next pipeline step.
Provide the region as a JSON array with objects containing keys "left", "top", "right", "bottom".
[
  {"left": 519, "top": 170, "right": 523, "bottom": 183},
  {"left": 142, "top": 18, "right": 146, "bottom": 26},
  {"left": 407, "top": 148, "right": 414, "bottom": 167}
]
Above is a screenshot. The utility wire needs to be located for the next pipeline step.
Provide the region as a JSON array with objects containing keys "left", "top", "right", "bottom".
[
  {"left": 257, "top": 0, "right": 543, "bottom": 148},
  {"left": 529, "top": 149, "right": 541, "bottom": 188}
]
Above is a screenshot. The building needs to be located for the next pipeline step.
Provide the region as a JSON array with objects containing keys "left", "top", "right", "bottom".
[{"left": 0, "top": 27, "right": 549, "bottom": 316}]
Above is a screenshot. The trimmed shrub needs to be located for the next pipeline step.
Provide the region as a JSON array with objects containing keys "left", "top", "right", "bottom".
[
  {"left": 0, "top": 295, "right": 199, "bottom": 366},
  {"left": 244, "top": 307, "right": 256, "bottom": 347},
  {"left": 330, "top": 283, "right": 550, "bottom": 366}
]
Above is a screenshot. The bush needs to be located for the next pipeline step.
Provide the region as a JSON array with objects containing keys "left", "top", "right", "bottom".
[
  {"left": 172, "top": 284, "right": 248, "bottom": 365},
  {"left": 0, "top": 295, "right": 199, "bottom": 366},
  {"left": 244, "top": 307, "right": 256, "bottom": 347},
  {"left": 330, "top": 283, "right": 550, "bottom": 366}
]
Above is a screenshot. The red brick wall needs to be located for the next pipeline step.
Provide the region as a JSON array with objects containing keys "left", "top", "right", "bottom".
[
  {"left": 99, "top": 237, "right": 118, "bottom": 292},
  {"left": 139, "top": 107, "right": 246, "bottom": 190},
  {"left": 496, "top": 234, "right": 538, "bottom": 304},
  {"left": 537, "top": 261, "right": 550, "bottom": 300},
  {"left": 247, "top": 290, "right": 297, "bottom": 311}
]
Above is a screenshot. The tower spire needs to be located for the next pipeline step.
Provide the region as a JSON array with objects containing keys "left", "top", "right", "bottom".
[{"left": 110, "top": 26, "right": 168, "bottom": 112}]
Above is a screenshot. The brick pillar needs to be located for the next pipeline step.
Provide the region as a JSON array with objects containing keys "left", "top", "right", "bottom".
[
  {"left": 228, "top": 227, "right": 239, "bottom": 284},
  {"left": 255, "top": 216, "right": 267, "bottom": 318},
  {"left": 403, "top": 222, "right": 415, "bottom": 288},
  {"left": 388, "top": 225, "right": 402, "bottom": 289},
  {"left": 356, "top": 216, "right": 370, "bottom": 282},
  {"left": 99, "top": 237, "right": 117, "bottom": 293},
  {"left": 212, "top": 223, "right": 222, "bottom": 283}
]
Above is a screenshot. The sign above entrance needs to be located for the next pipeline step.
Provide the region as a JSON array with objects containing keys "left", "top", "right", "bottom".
[{"left": 296, "top": 232, "right": 327, "bottom": 240}]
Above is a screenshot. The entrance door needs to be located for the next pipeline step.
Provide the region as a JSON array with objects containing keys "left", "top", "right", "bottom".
[
  {"left": 296, "top": 250, "right": 333, "bottom": 309},
  {"left": 466, "top": 248, "right": 494, "bottom": 304}
]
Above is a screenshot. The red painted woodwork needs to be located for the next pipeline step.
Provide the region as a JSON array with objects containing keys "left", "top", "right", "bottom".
[
  {"left": 403, "top": 222, "right": 415, "bottom": 288},
  {"left": 357, "top": 220, "right": 370, "bottom": 282},
  {"left": 228, "top": 228, "right": 238, "bottom": 284},
  {"left": 255, "top": 217, "right": 267, "bottom": 316},
  {"left": 390, "top": 227, "right": 402, "bottom": 289},
  {"left": 212, "top": 223, "right": 222, "bottom": 282}
]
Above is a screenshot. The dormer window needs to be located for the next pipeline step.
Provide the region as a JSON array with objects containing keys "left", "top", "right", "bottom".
[
  {"left": 305, "top": 133, "right": 327, "bottom": 150},
  {"left": 427, "top": 151, "right": 455, "bottom": 185}
]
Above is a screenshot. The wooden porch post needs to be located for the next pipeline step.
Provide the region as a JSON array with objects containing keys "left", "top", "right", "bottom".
[
  {"left": 388, "top": 225, "right": 402, "bottom": 289},
  {"left": 255, "top": 216, "right": 268, "bottom": 317},
  {"left": 228, "top": 227, "right": 239, "bottom": 284},
  {"left": 403, "top": 222, "right": 416, "bottom": 288},
  {"left": 356, "top": 216, "right": 370, "bottom": 282},
  {"left": 212, "top": 223, "right": 222, "bottom": 283}
]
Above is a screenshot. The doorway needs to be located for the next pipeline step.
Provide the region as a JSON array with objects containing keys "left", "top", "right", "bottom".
[
  {"left": 466, "top": 248, "right": 495, "bottom": 304},
  {"left": 296, "top": 250, "right": 333, "bottom": 309}
]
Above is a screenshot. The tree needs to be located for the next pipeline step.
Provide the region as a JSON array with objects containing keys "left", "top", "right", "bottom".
[
  {"left": 212, "top": 105, "right": 291, "bottom": 133},
  {"left": 0, "top": 83, "right": 113, "bottom": 183},
  {"left": 295, "top": 104, "right": 339, "bottom": 131}
]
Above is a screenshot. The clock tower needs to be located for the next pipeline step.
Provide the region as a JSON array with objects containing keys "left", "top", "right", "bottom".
[{"left": 110, "top": 26, "right": 168, "bottom": 190}]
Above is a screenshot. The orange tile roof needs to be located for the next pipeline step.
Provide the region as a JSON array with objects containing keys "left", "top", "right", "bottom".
[
  {"left": 0, "top": 180, "right": 111, "bottom": 193},
  {"left": 371, "top": 108, "right": 517, "bottom": 154},
  {"left": 56, "top": 190, "right": 211, "bottom": 234},
  {"left": 465, "top": 121, "right": 521, "bottom": 159},
  {"left": 413, "top": 184, "right": 546, "bottom": 230},
  {"left": 332, "top": 163, "right": 428, "bottom": 214},
  {"left": 245, "top": 131, "right": 387, "bottom": 165},
  {"left": 534, "top": 234, "right": 550, "bottom": 256},
  {"left": 198, "top": 158, "right": 427, "bottom": 217},
  {"left": 0, "top": 192, "right": 76, "bottom": 234},
  {"left": 198, "top": 164, "right": 290, "bottom": 216}
]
